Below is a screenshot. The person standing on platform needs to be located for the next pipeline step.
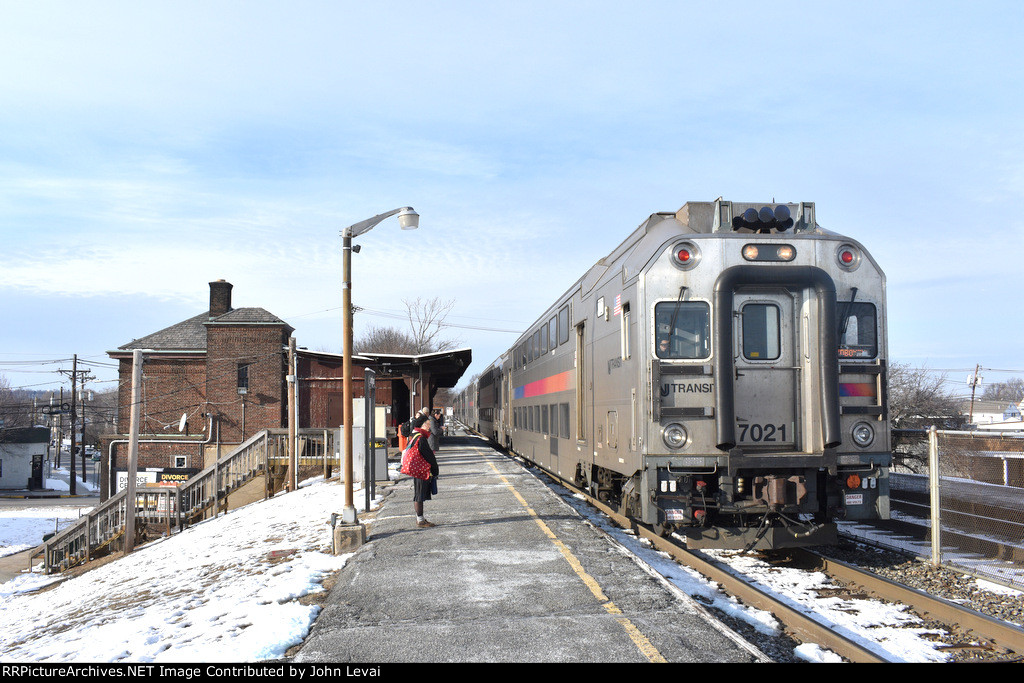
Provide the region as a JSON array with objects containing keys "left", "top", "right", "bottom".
[
  {"left": 428, "top": 408, "right": 443, "bottom": 451},
  {"left": 410, "top": 413, "right": 439, "bottom": 528}
]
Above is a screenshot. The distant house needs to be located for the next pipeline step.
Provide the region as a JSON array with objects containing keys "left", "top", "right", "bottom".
[
  {"left": 99, "top": 280, "right": 470, "bottom": 500},
  {"left": 964, "top": 399, "right": 1024, "bottom": 431},
  {"left": 0, "top": 427, "right": 50, "bottom": 490}
]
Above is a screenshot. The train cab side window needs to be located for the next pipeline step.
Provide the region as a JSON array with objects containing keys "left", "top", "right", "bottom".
[
  {"left": 620, "top": 302, "right": 631, "bottom": 360},
  {"left": 838, "top": 302, "right": 878, "bottom": 358},
  {"left": 654, "top": 302, "right": 711, "bottom": 359},
  {"left": 558, "top": 305, "right": 570, "bottom": 345},
  {"left": 741, "top": 303, "right": 781, "bottom": 360}
]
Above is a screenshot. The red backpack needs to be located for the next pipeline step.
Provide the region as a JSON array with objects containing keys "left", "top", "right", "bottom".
[{"left": 400, "top": 435, "right": 431, "bottom": 480}]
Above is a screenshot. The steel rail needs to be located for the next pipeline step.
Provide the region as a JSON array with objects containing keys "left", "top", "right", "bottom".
[
  {"left": 799, "top": 548, "right": 1024, "bottom": 658},
  {"left": 552, "top": 475, "right": 894, "bottom": 663}
]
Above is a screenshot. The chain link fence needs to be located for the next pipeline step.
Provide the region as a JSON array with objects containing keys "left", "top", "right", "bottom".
[{"left": 842, "top": 429, "right": 1024, "bottom": 590}]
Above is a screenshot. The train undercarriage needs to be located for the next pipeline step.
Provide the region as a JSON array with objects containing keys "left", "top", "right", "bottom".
[{"left": 575, "top": 461, "right": 851, "bottom": 551}]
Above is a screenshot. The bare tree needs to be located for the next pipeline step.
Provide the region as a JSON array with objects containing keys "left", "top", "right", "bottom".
[
  {"left": 982, "top": 378, "right": 1024, "bottom": 404},
  {"left": 888, "top": 363, "right": 966, "bottom": 472},
  {"left": 403, "top": 296, "right": 461, "bottom": 354},
  {"left": 888, "top": 362, "right": 964, "bottom": 430},
  {"left": 354, "top": 325, "right": 420, "bottom": 355},
  {"left": 0, "top": 374, "right": 32, "bottom": 431}
]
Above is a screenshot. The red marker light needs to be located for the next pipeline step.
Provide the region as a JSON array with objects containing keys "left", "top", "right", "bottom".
[
  {"left": 670, "top": 241, "right": 700, "bottom": 269},
  {"left": 837, "top": 245, "right": 857, "bottom": 268}
]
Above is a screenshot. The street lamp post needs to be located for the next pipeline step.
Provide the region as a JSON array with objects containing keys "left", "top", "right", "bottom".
[{"left": 340, "top": 207, "right": 419, "bottom": 526}]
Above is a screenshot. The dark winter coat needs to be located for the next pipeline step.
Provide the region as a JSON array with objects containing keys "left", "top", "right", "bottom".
[{"left": 410, "top": 428, "right": 439, "bottom": 502}]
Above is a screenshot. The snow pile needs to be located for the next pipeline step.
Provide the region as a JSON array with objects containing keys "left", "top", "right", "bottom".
[{"left": 0, "top": 477, "right": 360, "bottom": 662}]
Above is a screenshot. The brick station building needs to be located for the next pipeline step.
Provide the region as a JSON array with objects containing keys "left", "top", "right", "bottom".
[{"left": 100, "top": 280, "right": 470, "bottom": 500}]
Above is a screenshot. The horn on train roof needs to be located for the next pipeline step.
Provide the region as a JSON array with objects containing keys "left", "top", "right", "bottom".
[{"left": 680, "top": 199, "right": 816, "bottom": 234}]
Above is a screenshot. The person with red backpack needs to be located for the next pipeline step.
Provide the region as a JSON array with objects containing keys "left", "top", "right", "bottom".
[{"left": 408, "top": 413, "right": 440, "bottom": 528}]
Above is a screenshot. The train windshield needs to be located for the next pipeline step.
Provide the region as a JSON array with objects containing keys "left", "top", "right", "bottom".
[
  {"left": 655, "top": 302, "right": 710, "bottom": 359},
  {"left": 838, "top": 302, "right": 878, "bottom": 358}
]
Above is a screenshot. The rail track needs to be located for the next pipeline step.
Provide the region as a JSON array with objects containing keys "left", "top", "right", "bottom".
[{"left": 524, "top": 453, "right": 1024, "bottom": 662}]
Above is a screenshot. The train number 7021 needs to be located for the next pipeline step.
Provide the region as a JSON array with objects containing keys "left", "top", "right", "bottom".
[{"left": 738, "top": 423, "right": 787, "bottom": 442}]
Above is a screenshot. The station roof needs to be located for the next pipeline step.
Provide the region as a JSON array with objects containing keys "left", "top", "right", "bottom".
[{"left": 298, "top": 348, "right": 473, "bottom": 389}]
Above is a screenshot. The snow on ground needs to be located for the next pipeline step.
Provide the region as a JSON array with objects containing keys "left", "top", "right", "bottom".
[
  {"left": 0, "top": 476, "right": 363, "bottom": 662},
  {"left": 0, "top": 465, "right": 100, "bottom": 557},
  {"left": 2, "top": 458, "right": 1017, "bottom": 663}
]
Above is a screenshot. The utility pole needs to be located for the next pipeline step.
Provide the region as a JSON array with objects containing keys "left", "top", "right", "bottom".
[
  {"left": 69, "top": 355, "right": 78, "bottom": 495},
  {"left": 58, "top": 355, "right": 93, "bottom": 495},
  {"left": 286, "top": 337, "right": 297, "bottom": 492},
  {"left": 78, "top": 371, "right": 94, "bottom": 485},
  {"left": 968, "top": 364, "right": 983, "bottom": 425},
  {"left": 126, "top": 349, "right": 144, "bottom": 553}
]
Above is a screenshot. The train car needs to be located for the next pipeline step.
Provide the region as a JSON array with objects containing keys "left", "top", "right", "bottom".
[
  {"left": 456, "top": 375, "right": 479, "bottom": 431},
  {"left": 461, "top": 200, "right": 890, "bottom": 550},
  {"left": 476, "top": 359, "right": 504, "bottom": 442}
]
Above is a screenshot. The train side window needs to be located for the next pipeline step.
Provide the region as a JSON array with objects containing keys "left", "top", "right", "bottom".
[
  {"left": 620, "top": 302, "right": 631, "bottom": 360},
  {"left": 558, "top": 305, "right": 570, "bottom": 345},
  {"left": 838, "top": 302, "right": 878, "bottom": 358},
  {"left": 542, "top": 405, "right": 550, "bottom": 434},
  {"left": 540, "top": 325, "right": 548, "bottom": 356},
  {"left": 654, "top": 302, "right": 710, "bottom": 359},
  {"left": 560, "top": 403, "right": 571, "bottom": 440},
  {"left": 549, "top": 316, "right": 558, "bottom": 351},
  {"left": 550, "top": 403, "right": 558, "bottom": 438},
  {"left": 741, "top": 303, "right": 781, "bottom": 360}
]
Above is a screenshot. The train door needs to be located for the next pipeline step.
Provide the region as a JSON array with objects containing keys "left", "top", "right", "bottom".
[
  {"left": 505, "top": 366, "right": 512, "bottom": 448},
  {"left": 732, "top": 289, "right": 799, "bottom": 451}
]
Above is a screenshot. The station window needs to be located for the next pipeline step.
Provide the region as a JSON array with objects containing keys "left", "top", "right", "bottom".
[
  {"left": 654, "top": 302, "right": 710, "bottom": 359},
  {"left": 741, "top": 303, "right": 781, "bottom": 360},
  {"left": 839, "top": 302, "right": 878, "bottom": 359},
  {"left": 237, "top": 363, "right": 251, "bottom": 394}
]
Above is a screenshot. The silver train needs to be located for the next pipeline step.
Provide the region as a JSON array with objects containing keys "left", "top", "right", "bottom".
[{"left": 455, "top": 200, "right": 890, "bottom": 550}]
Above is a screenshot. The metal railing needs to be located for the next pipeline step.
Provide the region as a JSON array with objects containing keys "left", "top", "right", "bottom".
[
  {"left": 38, "top": 428, "right": 334, "bottom": 574},
  {"left": 845, "top": 428, "right": 1024, "bottom": 589}
]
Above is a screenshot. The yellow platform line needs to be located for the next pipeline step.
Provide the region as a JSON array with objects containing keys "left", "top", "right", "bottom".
[{"left": 487, "top": 460, "right": 667, "bottom": 663}]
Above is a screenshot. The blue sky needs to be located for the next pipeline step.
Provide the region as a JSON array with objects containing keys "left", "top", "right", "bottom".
[{"left": 1, "top": 1, "right": 1022, "bottom": 400}]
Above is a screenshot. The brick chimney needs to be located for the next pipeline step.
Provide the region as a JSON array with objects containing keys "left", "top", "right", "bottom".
[{"left": 209, "top": 280, "right": 233, "bottom": 317}]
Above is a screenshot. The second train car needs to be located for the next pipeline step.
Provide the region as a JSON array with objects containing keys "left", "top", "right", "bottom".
[{"left": 456, "top": 199, "right": 890, "bottom": 550}]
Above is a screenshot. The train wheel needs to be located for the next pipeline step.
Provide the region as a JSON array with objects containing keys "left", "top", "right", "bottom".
[{"left": 652, "top": 522, "right": 673, "bottom": 538}]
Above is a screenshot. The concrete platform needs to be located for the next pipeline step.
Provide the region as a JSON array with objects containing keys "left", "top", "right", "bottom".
[{"left": 294, "top": 435, "right": 764, "bottom": 663}]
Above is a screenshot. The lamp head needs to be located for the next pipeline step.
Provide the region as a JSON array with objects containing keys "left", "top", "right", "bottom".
[{"left": 398, "top": 207, "right": 419, "bottom": 230}]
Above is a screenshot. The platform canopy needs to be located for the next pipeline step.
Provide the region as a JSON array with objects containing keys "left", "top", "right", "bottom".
[
  {"left": 354, "top": 348, "right": 473, "bottom": 388},
  {"left": 297, "top": 348, "right": 473, "bottom": 389}
]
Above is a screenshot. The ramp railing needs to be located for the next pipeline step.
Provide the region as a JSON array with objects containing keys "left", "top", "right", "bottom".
[{"left": 39, "top": 429, "right": 334, "bottom": 574}]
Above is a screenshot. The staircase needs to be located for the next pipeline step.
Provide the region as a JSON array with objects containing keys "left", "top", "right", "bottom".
[{"left": 38, "top": 429, "right": 335, "bottom": 574}]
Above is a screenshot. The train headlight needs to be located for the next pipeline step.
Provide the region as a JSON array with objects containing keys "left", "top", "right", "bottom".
[
  {"left": 851, "top": 421, "right": 875, "bottom": 447},
  {"left": 670, "top": 241, "right": 701, "bottom": 270},
  {"left": 662, "top": 423, "right": 688, "bottom": 449},
  {"left": 742, "top": 243, "right": 796, "bottom": 262}
]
